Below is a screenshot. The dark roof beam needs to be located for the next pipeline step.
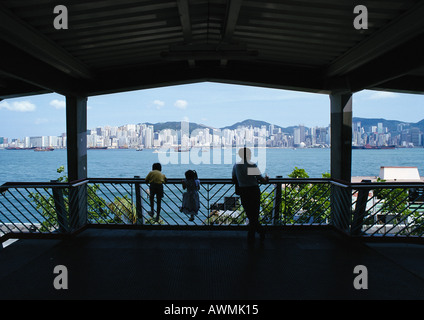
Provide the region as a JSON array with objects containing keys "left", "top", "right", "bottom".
[
  {"left": 325, "top": 1, "right": 424, "bottom": 78},
  {"left": 222, "top": 0, "right": 242, "bottom": 42},
  {"left": 85, "top": 60, "right": 327, "bottom": 96},
  {"left": 220, "top": 0, "right": 242, "bottom": 66},
  {"left": 177, "top": 0, "right": 193, "bottom": 43},
  {"left": 176, "top": 0, "right": 194, "bottom": 67},
  {"left": 0, "top": 40, "right": 87, "bottom": 96},
  {"left": 0, "top": 3, "right": 94, "bottom": 80},
  {"left": 161, "top": 50, "right": 257, "bottom": 61},
  {"left": 0, "top": 80, "right": 49, "bottom": 99},
  {"left": 373, "top": 76, "right": 424, "bottom": 95},
  {"left": 330, "top": 33, "right": 424, "bottom": 93}
]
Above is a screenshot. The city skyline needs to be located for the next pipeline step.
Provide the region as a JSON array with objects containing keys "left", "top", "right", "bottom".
[
  {"left": 1, "top": 82, "right": 424, "bottom": 139},
  {"left": 2, "top": 115, "right": 423, "bottom": 149}
]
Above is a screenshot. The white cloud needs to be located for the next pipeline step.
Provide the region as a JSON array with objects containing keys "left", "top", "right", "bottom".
[
  {"left": 153, "top": 100, "right": 165, "bottom": 109},
  {"left": 50, "top": 99, "right": 66, "bottom": 109},
  {"left": 174, "top": 99, "right": 188, "bottom": 109},
  {"left": 367, "top": 91, "right": 399, "bottom": 100},
  {"left": 0, "top": 100, "right": 36, "bottom": 112}
]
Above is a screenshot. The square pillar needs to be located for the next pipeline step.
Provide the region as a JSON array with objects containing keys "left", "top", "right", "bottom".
[
  {"left": 66, "top": 96, "right": 88, "bottom": 230},
  {"left": 330, "top": 93, "right": 352, "bottom": 232},
  {"left": 330, "top": 93, "right": 352, "bottom": 182},
  {"left": 66, "top": 96, "right": 87, "bottom": 181}
]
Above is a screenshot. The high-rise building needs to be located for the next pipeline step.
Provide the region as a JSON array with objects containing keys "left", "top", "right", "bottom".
[
  {"left": 293, "top": 128, "right": 300, "bottom": 145},
  {"left": 411, "top": 127, "right": 421, "bottom": 146}
]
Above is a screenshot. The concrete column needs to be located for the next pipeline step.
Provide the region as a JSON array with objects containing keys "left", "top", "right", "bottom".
[
  {"left": 66, "top": 96, "right": 87, "bottom": 181},
  {"left": 330, "top": 93, "right": 352, "bottom": 182},
  {"left": 66, "top": 96, "right": 87, "bottom": 230},
  {"left": 330, "top": 93, "right": 352, "bottom": 232}
]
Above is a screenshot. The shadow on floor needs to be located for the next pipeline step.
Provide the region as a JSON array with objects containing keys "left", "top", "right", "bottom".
[{"left": 1, "top": 227, "right": 423, "bottom": 300}]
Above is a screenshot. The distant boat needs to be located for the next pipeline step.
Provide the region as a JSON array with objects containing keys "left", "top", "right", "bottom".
[
  {"left": 136, "top": 148, "right": 143, "bottom": 151},
  {"left": 34, "top": 147, "right": 54, "bottom": 152},
  {"left": 88, "top": 147, "right": 108, "bottom": 150},
  {"left": 5, "top": 147, "right": 35, "bottom": 150},
  {"left": 352, "top": 144, "right": 396, "bottom": 150}
]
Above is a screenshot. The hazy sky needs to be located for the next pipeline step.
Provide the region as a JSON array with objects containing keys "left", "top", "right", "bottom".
[{"left": 1, "top": 82, "right": 423, "bottom": 139}]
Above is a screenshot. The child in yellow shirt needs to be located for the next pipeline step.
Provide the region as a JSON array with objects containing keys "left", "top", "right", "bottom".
[{"left": 145, "top": 163, "right": 167, "bottom": 222}]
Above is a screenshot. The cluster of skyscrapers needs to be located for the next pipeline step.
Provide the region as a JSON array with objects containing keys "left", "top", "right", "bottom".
[
  {"left": 353, "top": 121, "right": 423, "bottom": 147},
  {"left": 87, "top": 122, "right": 333, "bottom": 148},
  {"left": 1, "top": 119, "right": 422, "bottom": 149},
  {"left": 0, "top": 122, "right": 331, "bottom": 149}
]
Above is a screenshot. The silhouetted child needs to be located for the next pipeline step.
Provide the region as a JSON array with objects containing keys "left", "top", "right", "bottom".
[
  {"left": 145, "top": 163, "right": 167, "bottom": 222},
  {"left": 181, "top": 170, "right": 200, "bottom": 221}
]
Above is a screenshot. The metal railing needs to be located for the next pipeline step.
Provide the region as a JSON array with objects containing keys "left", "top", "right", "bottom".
[
  {"left": 0, "top": 180, "right": 82, "bottom": 237},
  {"left": 85, "top": 177, "right": 332, "bottom": 227},
  {"left": 349, "top": 181, "right": 424, "bottom": 238},
  {"left": 1, "top": 177, "right": 424, "bottom": 242}
]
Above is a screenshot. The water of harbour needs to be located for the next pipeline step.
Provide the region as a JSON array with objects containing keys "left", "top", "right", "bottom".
[{"left": 1, "top": 147, "right": 424, "bottom": 184}]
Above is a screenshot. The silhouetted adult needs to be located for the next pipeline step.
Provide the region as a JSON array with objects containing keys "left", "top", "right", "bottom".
[{"left": 232, "top": 147, "right": 269, "bottom": 243}]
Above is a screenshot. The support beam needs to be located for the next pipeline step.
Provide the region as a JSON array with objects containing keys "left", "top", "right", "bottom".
[
  {"left": 66, "top": 96, "right": 88, "bottom": 230},
  {"left": 0, "top": 3, "right": 93, "bottom": 79},
  {"left": 325, "top": 1, "right": 424, "bottom": 78},
  {"left": 0, "top": 77, "right": 50, "bottom": 99},
  {"left": 345, "top": 33, "right": 424, "bottom": 92},
  {"left": 330, "top": 93, "right": 352, "bottom": 182},
  {"left": 177, "top": 0, "right": 192, "bottom": 44},
  {"left": 176, "top": 0, "right": 194, "bottom": 66},
  {"left": 89, "top": 61, "right": 327, "bottom": 96},
  {"left": 0, "top": 39, "right": 86, "bottom": 96},
  {"left": 222, "top": 0, "right": 243, "bottom": 42},
  {"left": 373, "top": 76, "right": 424, "bottom": 95},
  {"left": 66, "top": 96, "right": 88, "bottom": 181},
  {"left": 330, "top": 93, "right": 352, "bottom": 233},
  {"left": 220, "top": 0, "right": 243, "bottom": 66}
]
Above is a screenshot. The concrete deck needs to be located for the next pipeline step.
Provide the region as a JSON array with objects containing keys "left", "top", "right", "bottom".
[{"left": 0, "top": 227, "right": 423, "bottom": 300}]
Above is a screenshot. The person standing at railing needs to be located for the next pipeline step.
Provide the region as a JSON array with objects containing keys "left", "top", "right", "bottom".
[
  {"left": 145, "top": 163, "right": 167, "bottom": 222},
  {"left": 232, "top": 147, "right": 269, "bottom": 244},
  {"left": 180, "top": 169, "right": 200, "bottom": 222}
]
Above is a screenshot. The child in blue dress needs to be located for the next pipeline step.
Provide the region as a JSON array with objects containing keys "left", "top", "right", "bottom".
[{"left": 181, "top": 170, "right": 200, "bottom": 221}]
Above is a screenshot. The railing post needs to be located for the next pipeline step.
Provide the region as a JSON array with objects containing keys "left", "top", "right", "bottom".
[
  {"left": 351, "top": 180, "right": 371, "bottom": 236},
  {"left": 207, "top": 183, "right": 210, "bottom": 225},
  {"left": 331, "top": 183, "right": 352, "bottom": 233},
  {"left": 51, "top": 180, "right": 69, "bottom": 233},
  {"left": 134, "top": 176, "right": 143, "bottom": 225},
  {"left": 273, "top": 176, "right": 282, "bottom": 225}
]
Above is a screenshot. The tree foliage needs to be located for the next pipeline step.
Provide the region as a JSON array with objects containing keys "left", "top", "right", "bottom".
[
  {"left": 260, "top": 167, "right": 331, "bottom": 225},
  {"left": 373, "top": 178, "right": 424, "bottom": 235},
  {"left": 30, "top": 166, "right": 132, "bottom": 232}
]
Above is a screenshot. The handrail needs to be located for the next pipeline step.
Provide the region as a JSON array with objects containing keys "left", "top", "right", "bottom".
[
  {"left": 0, "top": 179, "right": 89, "bottom": 190},
  {"left": 351, "top": 181, "right": 424, "bottom": 188},
  {"left": 1, "top": 177, "right": 423, "bottom": 241},
  {"left": 5, "top": 177, "right": 422, "bottom": 188},
  {"left": 3, "top": 177, "right": 423, "bottom": 190},
  {"left": 87, "top": 177, "right": 333, "bottom": 184}
]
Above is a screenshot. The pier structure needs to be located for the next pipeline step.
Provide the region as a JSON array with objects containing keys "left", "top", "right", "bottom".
[{"left": 1, "top": 1, "right": 424, "bottom": 300}]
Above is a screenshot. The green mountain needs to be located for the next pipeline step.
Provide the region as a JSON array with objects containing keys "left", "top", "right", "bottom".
[
  {"left": 148, "top": 119, "right": 287, "bottom": 134},
  {"left": 221, "top": 119, "right": 279, "bottom": 130},
  {"left": 352, "top": 117, "right": 424, "bottom": 132},
  {"left": 144, "top": 118, "right": 424, "bottom": 134},
  {"left": 144, "top": 121, "right": 213, "bottom": 134}
]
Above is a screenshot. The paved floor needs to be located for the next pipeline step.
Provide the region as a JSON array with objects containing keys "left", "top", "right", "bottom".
[{"left": 0, "top": 227, "right": 423, "bottom": 300}]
